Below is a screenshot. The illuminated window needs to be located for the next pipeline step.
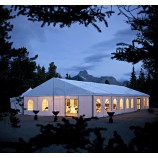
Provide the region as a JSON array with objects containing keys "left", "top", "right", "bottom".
[
  {"left": 120, "top": 98, "right": 124, "bottom": 110},
  {"left": 28, "top": 99, "right": 34, "bottom": 111},
  {"left": 113, "top": 99, "right": 117, "bottom": 110},
  {"left": 74, "top": 99, "right": 78, "bottom": 107},
  {"left": 65, "top": 99, "right": 78, "bottom": 116},
  {"left": 126, "top": 98, "right": 129, "bottom": 109},
  {"left": 96, "top": 99, "right": 101, "bottom": 112},
  {"left": 42, "top": 99, "right": 48, "bottom": 111},
  {"left": 105, "top": 99, "right": 110, "bottom": 111},
  {"left": 147, "top": 98, "right": 149, "bottom": 107},
  {"left": 143, "top": 98, "right": 146, "bottom": 107},
  {"left": 144, "top": 97, "right": 149, "bottom": 107},
  {"left": 137, "top": 98, "right": 141, "bottom": 109},
  {"left": 131, "top": 98, "right": 134, "bottom": 108}
]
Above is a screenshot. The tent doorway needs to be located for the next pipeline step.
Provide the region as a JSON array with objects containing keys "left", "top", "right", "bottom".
[
  {"left": 137, "top": 98, "right": 141, "bottom": 110},
  {"left": 65, "top": 99, "right": 78, "bottom": 117}
]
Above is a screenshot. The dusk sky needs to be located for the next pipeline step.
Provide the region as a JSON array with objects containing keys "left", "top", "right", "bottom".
[{"left": 9, "top": 5, "right": 142, "bottom": 81}]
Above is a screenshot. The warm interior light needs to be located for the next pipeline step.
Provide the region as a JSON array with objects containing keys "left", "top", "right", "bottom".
[
  {"left": 120, "top": 98, "right": 124, "bottom": 110},
  {"left": 105, "top": 99, "right": 110, "bottom": 111},
  {"left": 42, "top": 99, "right": 48, "bottom": 111},
  {"left": 126, "top": 98, "right": 129, "bottom": 109},
  {"left": 28, "top": 99, "right": 34, "bottom": 111},
  {"left": 96, "top": 98, "right": 101, "bottom": 112}
]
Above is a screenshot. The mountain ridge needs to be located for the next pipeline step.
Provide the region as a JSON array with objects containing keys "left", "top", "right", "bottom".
[{"left": 72, "top": 70, "right": 121, "bottom": 85}]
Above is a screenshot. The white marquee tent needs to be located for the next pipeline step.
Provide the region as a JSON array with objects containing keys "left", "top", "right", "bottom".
[{"left": 24, "top": 78, "right": 149, "bottom": 118}]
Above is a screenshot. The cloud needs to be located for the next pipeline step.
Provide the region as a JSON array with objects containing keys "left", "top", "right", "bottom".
[
  {"left": 92, "top": 28, "right": 137, "bottom": 51},
  {"left": 114, "top": 28, "right": 137, "bottom": 37},
  {"left": 84, "top": 53, "right": 110, "bottom": 63},
  {"left": 9, "top": 15, "right": 63, "bottom": 49},
  {"left": 71, "top": 63, "right": 96, "bottom": 72}
]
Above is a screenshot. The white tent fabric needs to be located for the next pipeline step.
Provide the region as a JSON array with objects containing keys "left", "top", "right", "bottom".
[
  {"left": 21, "top": 87, "right": 32, "bottom": 97},
  {"left": 10, "top": 97, "right": 23, "bottom": 113},
  {"left": 10, "top": 87, "right": 32, "bottom": 113},
  {"left": 24, "top": 78, "right": 149, "bottom": 97}
]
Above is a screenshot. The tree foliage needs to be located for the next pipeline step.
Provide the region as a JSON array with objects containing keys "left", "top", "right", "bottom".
[
  {"left": 129, "top": 66, "right": 137, "bottom": 90},
  {"left": 111, "top": 6, "right": 158, "bottom": 107},
  {"left": 111, "top": 6, "right": 158, "bottom": 79},
  {"left": 65, "top": 73, "right": 71, "bottom": 80},
  {"left": 46, "top": 62, "right": 61, "bottom": 80},
  {"left": 0, "top": 6, "right": 37, "bottom": 111},
  {"left": 12, "top": 5, "right": 114, "bottom": 32},
  {"left": 0, "top": 6, "right": 14, "bottom": 80}
]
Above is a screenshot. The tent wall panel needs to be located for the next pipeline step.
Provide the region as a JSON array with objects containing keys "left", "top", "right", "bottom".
[
  {"left": 94, "top": 96, "right": 104, "bottom": 117},
  {"left": 37, "top": 97, "right": 53, "bottom": 116},
  {"left": 54, "top": 96, "right": 65, "bottom": 116},
  {"left": 142, "top": 97, "right": 149, "bottom": 109},
  {"left": 24, "top": 97, "right": 38, "bottom": 115},
  {"left": 111, "top": 97, "right": 119, "bottom": 115},
  {"left": 117, "top": 97, "right": 125, "bottom": 114},
  {"left": 102, "top": 96, "right": 111, "bottom": 117},
  {"left": 78, "top": 96, "right": 92, "bottom": 118}
]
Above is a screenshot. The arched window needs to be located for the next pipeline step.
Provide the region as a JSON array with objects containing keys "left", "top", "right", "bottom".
[
  {"left": 120, "top": 98, "right": 124, "bottom": 110},
  {"left": 113, "top": 99, "right": 117, "bottom": 110},
  {"left": 28, "top": 99, "right": 34, "bottom": 111},
  {"left": 42, "top": 99, "right": 48, "bottom": 111},
  {"left": 131, "top": 98, "right": 134, "bottom": 108},
  {"left": 105, "top": 99, "right": 110, "bottom": 111},
  {"left": 126, "top": 99, "right": 129, "bottom": 109},
  {"left": 96, "top": 99, "right": 101, "bottom": 112}
]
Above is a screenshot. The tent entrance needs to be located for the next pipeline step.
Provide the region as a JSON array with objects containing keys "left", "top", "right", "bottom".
[{"left": 65, "top": 99, "right": 78, "bottom": 117}]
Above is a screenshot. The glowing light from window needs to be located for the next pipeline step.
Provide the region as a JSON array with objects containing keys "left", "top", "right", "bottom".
[
  {"left": 120, "top": 98, "right": 124, "bottom": 110},
  {"left": 42, "top": 99, "right": 48, "bottom": 111},
  {"left": 126, "top": 98, "right": 129, "bottom": 109},
  {"left": 113, "top": 99, "right": 117, "bottom": 110},
  {"left": 28, "top": 99, "right": 34, "bottom": 111}
]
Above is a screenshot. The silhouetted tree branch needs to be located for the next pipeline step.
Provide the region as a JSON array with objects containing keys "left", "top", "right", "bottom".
[{"left": 12, "top": 5, "right": 114, "bottom": 32}]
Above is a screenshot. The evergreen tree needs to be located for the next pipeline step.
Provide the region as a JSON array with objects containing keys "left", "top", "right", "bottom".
[
  {"left": 112, "top": 6, "right": 158, "bottom": 79},
  {"left": 129, "top": 66, "right": 137, "bottom": 90},
  {"left": 34, "top": 65, "right": 46, "bottom": 87},
  {"left": 9, "top": 48, "right": 37, "bottom": 92},
  {"left": 0, "top": 6, "right": 38, "bottom": 111},
  {"left": 111, "top": 6, "right": 158, "bottom": 106},
  {"left": 46, "top": 62, "right": 61, "bottom": 80},
  {"left": 137, "top": 67, "right": 146, "bottom": 93},
  {"left": 65, "top": 73, "right": 71, "bottom": 80},
  {"left": 0, "top": 6, "right": 18, "bottom": 111},
  {"left": 0, "top": 6, "right": 14, "bottom": 80},
  {"left": 105, "top": 80, "right": 110, "bottom": 84}
]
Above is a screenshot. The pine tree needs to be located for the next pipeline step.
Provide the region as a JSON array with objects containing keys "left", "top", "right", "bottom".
[
  {"left": 46, "top": 62, "right": 61, "bottom": 80},
  {"left": 0, "top": 6, "right": 37, "bottom": 111},
  {"left": 105, "top": 80, "right": 110, "bottom": 84},
  {"left": 137, "top": 67, "right": 146, "bottom": 92},
  {"left": 129, "top": 66, "right": 137, "bottom": 90},
  {"left": 34, "top": 65, "right": 46, "bottom": 86},
  {"left": 66, "top": 73, "right": 71, "bottom": 80}
]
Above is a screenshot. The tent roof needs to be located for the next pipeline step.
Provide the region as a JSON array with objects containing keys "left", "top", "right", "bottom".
[
  {"left": 24, "top": 78, "right": 149, "bottom": 97},
  {"left": 21, "top": 87, "right": 32, "bottom": 97}
]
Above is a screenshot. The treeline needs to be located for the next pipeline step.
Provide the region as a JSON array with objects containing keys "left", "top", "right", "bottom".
[{"left": 127, "top": 66, "right": 156, "bottom": 107}]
